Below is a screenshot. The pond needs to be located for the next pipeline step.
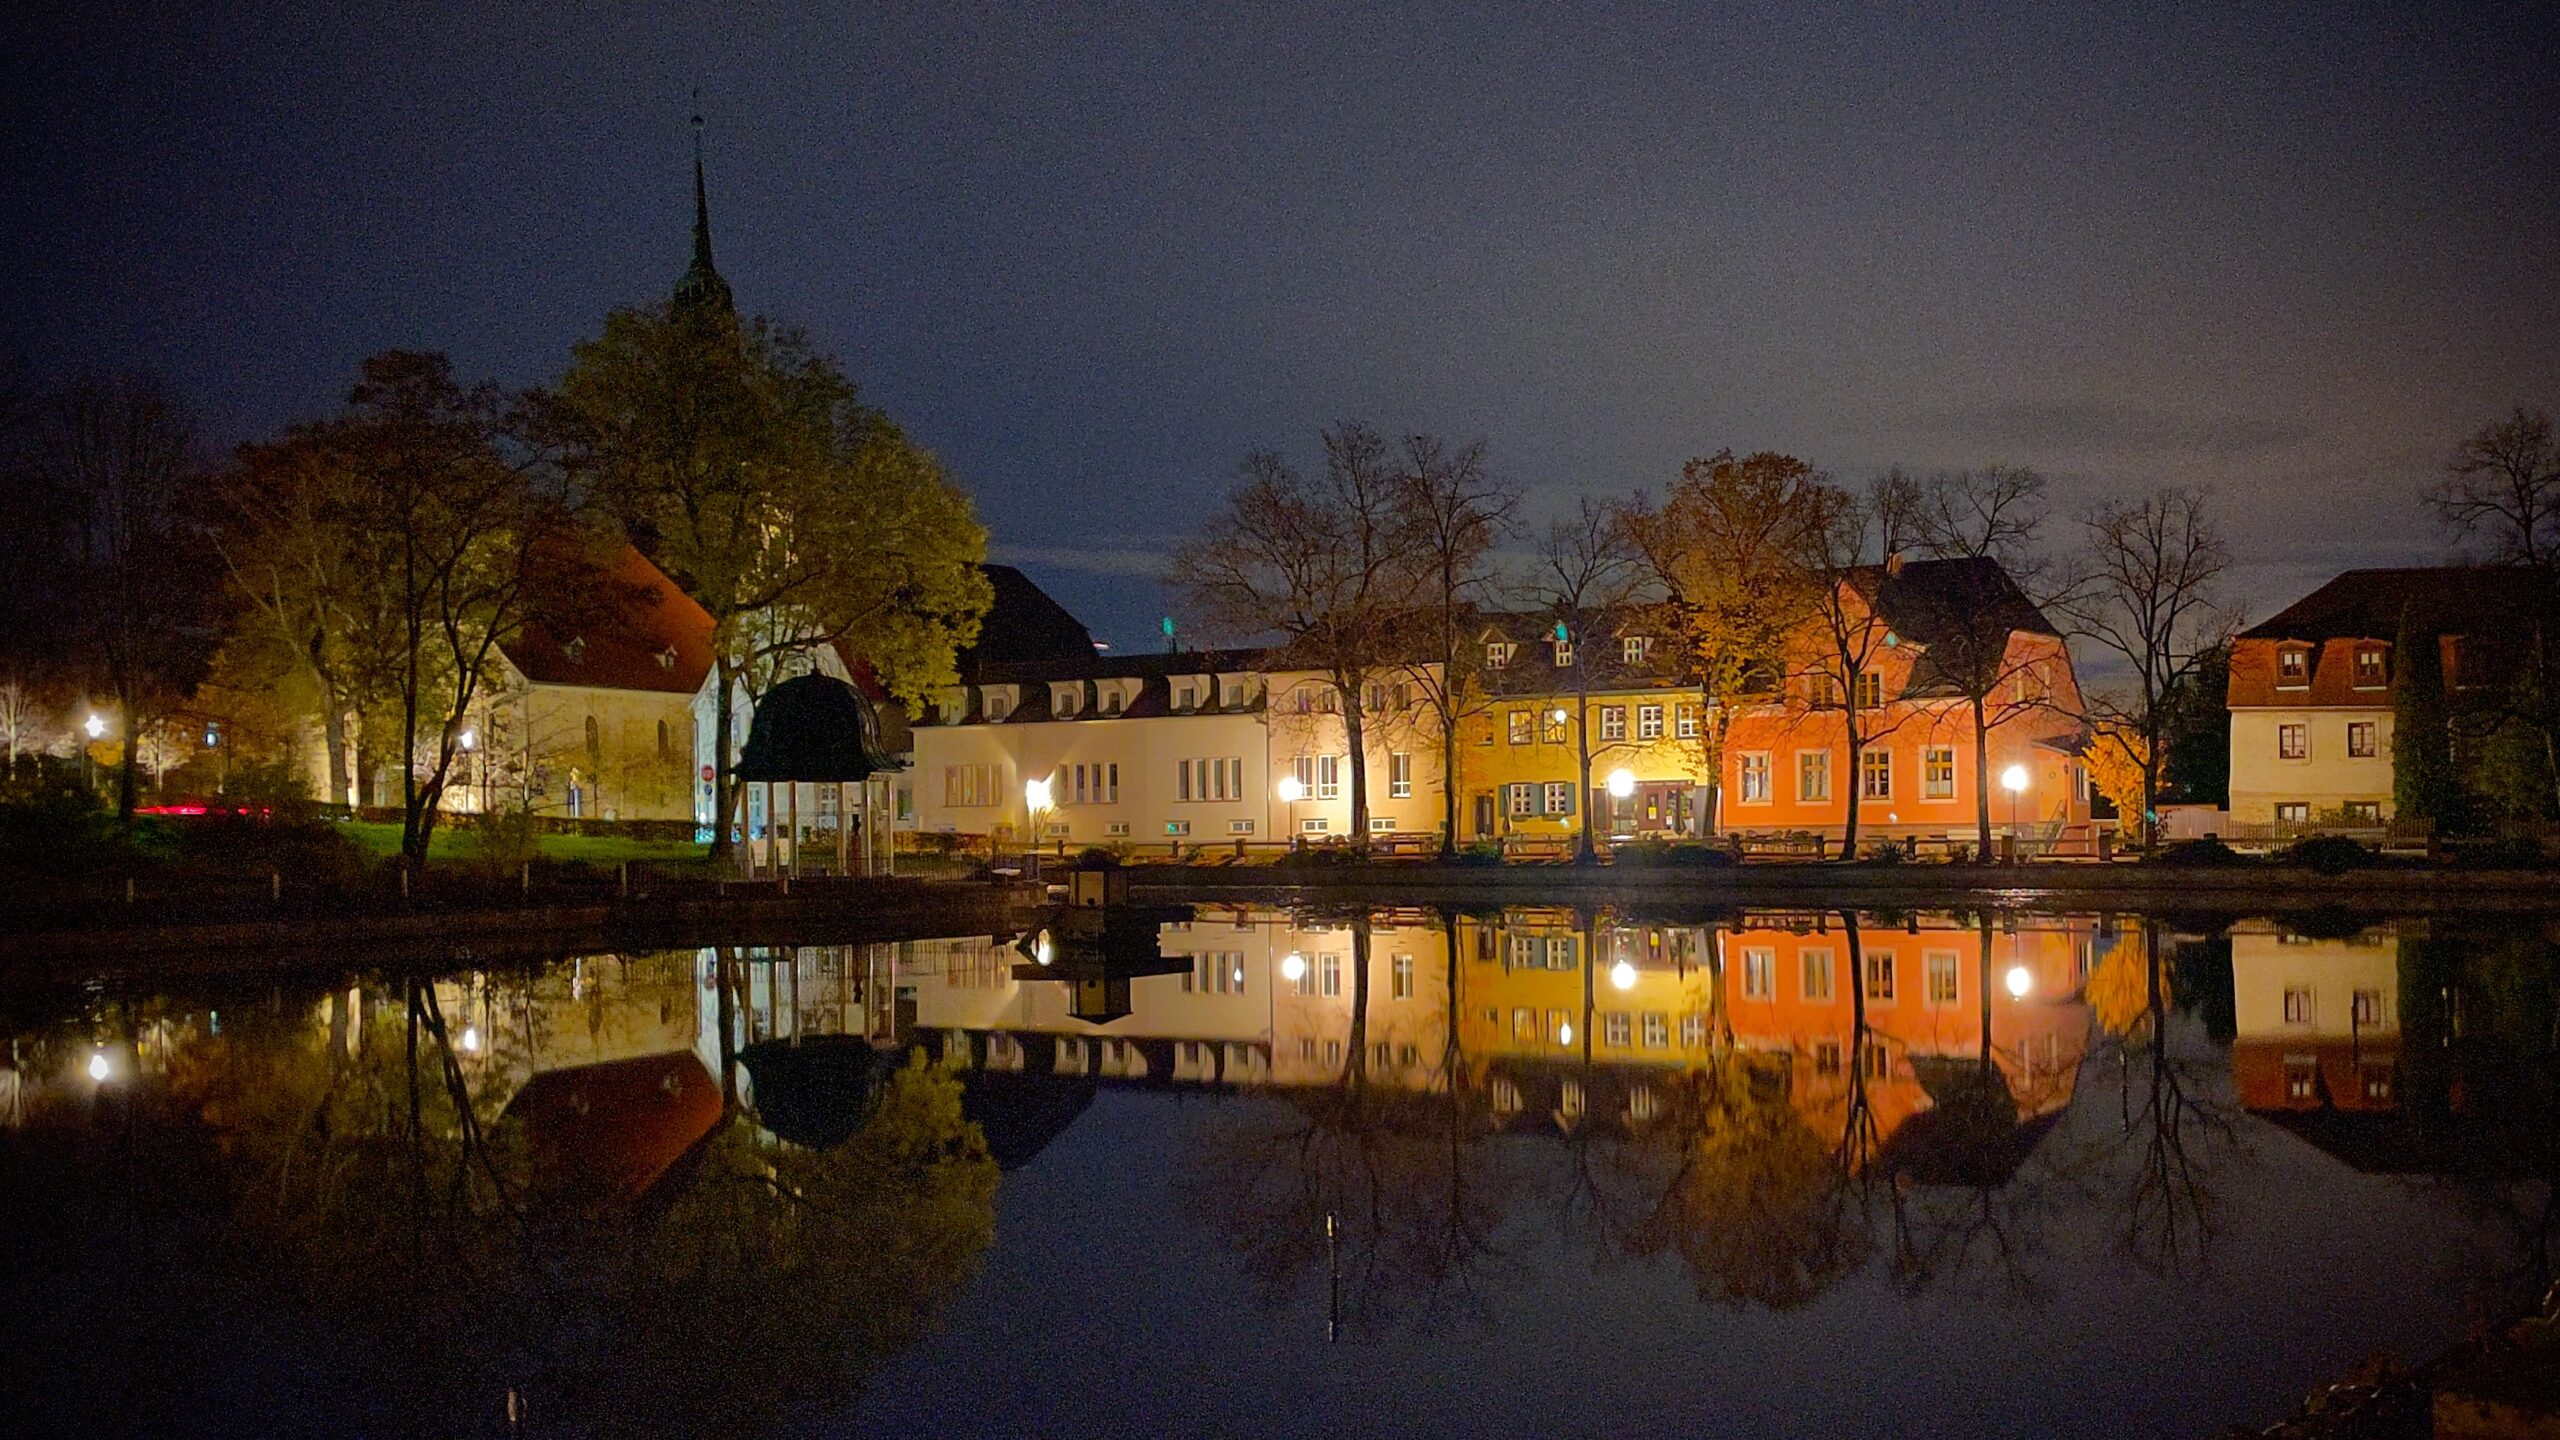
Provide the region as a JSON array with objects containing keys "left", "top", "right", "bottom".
[{"left": 1, "top": 899, "right": 2551, "bottom": 1438}]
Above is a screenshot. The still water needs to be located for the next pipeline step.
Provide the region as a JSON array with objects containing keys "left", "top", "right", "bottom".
[{"left": 1, "top": 901, "right": 2551, "bottom": 1438}]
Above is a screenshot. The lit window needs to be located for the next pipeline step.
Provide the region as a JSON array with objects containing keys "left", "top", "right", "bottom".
[
  {"left": 1924, "top": 747, "right": 1956, "bottom": 799},
  {"left": 1600, "top": 706, "right": 1627, "bottom": 741},
  {"left": 2275, "top": 802, "right": 2310, "bottom": 825},
  {"left": 1799, "top": 751, "right": 1832, "bottom": 803},
  {"left": 1391, "top": 954, "right": 1414, "bottom": 999},
  {"left": 2278, "top": 648, "right": 2309, "bottom": 686},
  {"left": 2351, "top": 989, "right": 2383, "bottom": 1026},
  {"left": 1622, "top": 635, "right": 1650, "bottom": 664},
  {"left": 1739, "top": 752, "right": 1771, "bottom": 803},
  {"left": 1925, "top": 952, "right": 1959, "bottom": 1007},
  {"left": 1854, "top": 671, "right": 1883, "bottom": 709},
  {"left": 1741, "top": 947, "right": 1775, "bottom": 1000},
  {"left": 2284, "top": 988, "right": 2313, "bottom": 1025},
  {"left": 2347, "top": 722, "right": 2375, "bottom": 758},
  {"left": 1860, "top": 748, "right": 1891, "bottom": 800},
  {"left": 2354, "top": 648, "right": 2387, "bottom": 687},
  {"left": 1389, "top": 752, "right": 1413, "bottom": 798},
  {"left": 1801, "top": 949, "right": 1835, "bottom": 1002},
  {"left": 1642, "top": 1013, "right": 1669, "bottom": 1048},
  {"left": 1864, "top": 952, "right": 1896, "bottom": 1002},
  {"left": 1542, "top": 782, "right": 1574, "bottom": 816},
  {"left": 1604, "top": 1012, "right": 1631, "bottom": 1046},
  {"left": 2279, "top": 724, "right": 2307, "bottom": 760},
  {"left": 1487, "top": 641, "right": 1515, "bottom": 670},
  {"left": 1508, "top": 709, "right": 1532, "bottom": 745},
  {"left": 1676, "top": 704, "right": 1700, "bottom": 738},
  {"left": 1814, "top": 1039, "right": 1843, "bottom": 1076},
  {"left": 1638, "top": 704, "right": 1664, "bottom": 740}
]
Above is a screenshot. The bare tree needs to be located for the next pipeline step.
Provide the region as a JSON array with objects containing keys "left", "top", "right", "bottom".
[
  {"left": 1787, "top": 479, "right": 1918, "bottom": 859},
  {"left": 1171, "top": 423, "right": 1407, "bottom": 848},
  {"left": 2433, "top": 407, "right": 2560, "bottom": 570},
  {"left": 2067, "top": 487, "right": 2238, "bottom": 849},
  {"left": 1892, "top": 465, "right": 2075, "bottom": 857},
  {"left": 1618, "top": 450, "right": 1827, "bottom": 835},
  {"left": 30, "top": 374, "right": 223, "bottom": 822},
  {"left": 1527, "top": 497, "right": 1647, "bottom": 860},
  {"left": 1389, "top": 434, "right": 1518, "bottom": 856}
]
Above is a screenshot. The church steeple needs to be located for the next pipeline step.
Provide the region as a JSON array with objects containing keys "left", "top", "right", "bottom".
[{"left": 672, "top": 103, "right": 735, "bottom": 319}]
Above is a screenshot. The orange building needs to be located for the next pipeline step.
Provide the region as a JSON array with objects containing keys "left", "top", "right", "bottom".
[{"left": 1716, "top": 556, "right": 2093, "bottom": 851}]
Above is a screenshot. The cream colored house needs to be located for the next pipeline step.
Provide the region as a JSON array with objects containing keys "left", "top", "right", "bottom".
[
  {"left": 905, "top": 652, "right": 1447, "bottom": 849},
  {"left": 2226, "top": 567, "right": 2534, "bottom": 826}
]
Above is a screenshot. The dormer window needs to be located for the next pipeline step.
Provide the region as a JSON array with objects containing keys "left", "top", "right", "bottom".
[
  {"left": 563, "top": 636, "right": 586, "bottom": 664},
  {"left": 1486, "top": 641, "right": 1515, "bottom": 670},
  {"left": 2277, "top": 648, "right": 2309, "bottom": 687},
  {"left": 2353, "top": 647, "right": 2387, "bottom": 688},
  {"left": 1172, "top": 684, "right": 1195, "bottom": 712},
  {"left": 1554, "top": 636, "right": 1575, "bottom": 667},
  {"left": 1622, "top": 636, "right": 1651, "bottom": 665},
  {"left": 655, "top": 645, "right": 678, "bottom": 671},
  {"left": 1103, "top": 689, "right": 1124, "bottom": 715},
  {"left": 1056, "top": 689, "right": 1080, "bottom": 718},
  {"left": 1223, "top": 683, "right": 1244, "bottom": 707},
  {"left": 985, "top": 691, "right": 1012, "bottom": 721}
]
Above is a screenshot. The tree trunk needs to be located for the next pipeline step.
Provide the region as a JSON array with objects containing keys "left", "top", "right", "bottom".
[
  {"left": 1439, "top": 690, "right": 1463, "bottom": 857},
  {"left": 710, "top": 662, "right": 738, "bottom": 861},
  {"left": 1344, "top": 915, "right": 1372, "bottom": 1085},
  {"left": 1575, "top": 695, "right": 1596, "bottom": 861},
  {"left": 321, "top": 687, "right": 351, "bottom": 809},
  {"left": 1340, "top": 675, "right": 1371, "bottom": 851},
  {"left": 1971, "top": 693, "right": 1994, "bottom": 860},
  {"left": 1698, "top": 690, "right": 1727, "bottom": 838},
  {"left": 1840, "top": 698, "right": 1864, "bottom": 862}
]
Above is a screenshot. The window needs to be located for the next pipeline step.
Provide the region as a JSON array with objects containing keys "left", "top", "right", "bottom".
[
  {"left": 1600, "top": 706, "right": 1627, "bottom": 741},
  {"left": 1860, "top": 748, "right": 1892, "bottom": 800},
  {"left": 1604, "top": 1012, "right": 1631, "bottom": 1046},
  {"left": 1103, "top": 689, "right": 1124, "bottom": 715},
  {"left": 1862, "top": 1041, "right": 1891, "bottom": 1079},
  {"left": 1487, "top": 641, "right": 1515, "bottom": 670},
  {"left": 2285, "top": 1056, "right": 2317, "bottom": 1100},
  {"left": 2283, "top": 987, "right": 2313, "bottom": 1025},
  {"left": 1676, "top": 704, "right": 1701, "bottom": 738},
  {"left": 2354, "top": 648, "right": 2387, "bottom": 687},
  {"left": 1072, "top": 762, "right": 1123, "bottom": 805},
  {"left": 1559, "top": 1077, "right": 1585, "bottom": 1114},
  {"left": 1191, "top": 951, "right": 1247, "bottom": 996},
  {"left": 2348, "top": 722, "right": 2376, "bottom": 758},
  {"left": 1325, "top": 1040, "right": 1343, "bottom": 1067},
  {"left": 1802, "top": 948, "right": 1835, "bottom": 1002},
  {"left": 1638, "top": 704, "right": 1664, "bottom": 740},
  {"left": 1369, "top": 817, "right": 1396, "bottom": 832},
  {"left": 1680, "top": 1013, "right": 1706, "bottom": 1049},
  {"left": 1799, "top": 751, "right": 1832, "bottom": 803},
  {"left": 1108, "top": 821, "right": 1132, "bottom": 837},
  {"left": 1809, "top": 674, "right": 1840, "bottom": 708},
  {"left": 1814, "top": 1039, "right": 1844, "bottom": 1076},
  {"left": 1389, "top": 752, "right": 1412, "bottom": 798},
  {"left": 1165, "top": 820, "right": 1192, "bottom": 836},
  {"left": 1735, "top": 751, "right": 1772, "bottom": 804},
  {"left": 1925, "top": 952, "right": 1959, "bottom": 1007},
  {"left": 1864, "top": 951, "right": 1896, "bottom": 1002},
  {"left": 1853, "top": 671, "right": 1883, "bottom": 709},
  {"left": 1055, "top": 688, "right": 1080, "bottom": 717},
  {"left": 1643, "top": 1013, "right": 1669, "bottom": 1048},
  {"left": 1297, "top": 754, "right": 1340, "bottom": 800},
  {"left": 1542, "top": 709, "right": 1568, "bottom": 744},
  {"left": 1299, "top": 817, "right": 1329, "bottom": 833},
  {"left": 1623, "top": 635, "right": 1651, "bottom": 665},
  {"left": 1508, "top": 709, "right": 1532, "bottom": 745},
  {"left": 1924, "top": 746, "right": 1956, "bottom": 799},
  {"left": 1554, "top": 635, "right": 1575, "bottom": 667},
  {"left": 1223, "top": 683, "right": 1244, "bottom": 707},
  {"left": 1550, "top": 1009, "right": 1573, "bottom": 1046},
  {"left": 2275, "top": 802, "right": 2310, "bottom": 825},
  {"left": 583, "top": 714, "right": 601, "bottom": 762},
  {"left": 1512, "top": 1007, "right": 1536, "bottom": 1040},
  {"left": 1366, "top": 683, "right": 1387, "bottom": 712},
  {"left": 1391, "top": 954, "right": 1413, "bottom": 999},
  {"left": 943, "top": 764, "right": 1001, "bottom": 808},
  {"left": 1319, "top": 953, "right": 1342, "bottom": 998},
  {"left": 2343, "top": 800, "right": 2380, "bottom": 823},
  {"left": 2279, "top": 724, "right": 2307, "bottom": 760},
  {"left": 2277, "top": 648, "right": 2309, "bottom": 686},
  {"left": 2352, "top": 989, "right": 2383, "bottom": 1026},
  {"left": 1507, "top": 784, "right": 1537, "bottom": 818},
  {"left": 1542, "top": 782, "right": 1575, "bottom": 816},
  {"left": 985, "top": 691, "right": 1012, "bottom": 720},
  {"left": 1543, "top": 935, "right": 1576, "bottom": 970},
  {"left": 1228, "top": 819, "right": 1255, "bottom": 834},
  {"left": 1741, "top": 947, "right": 1775, "bottom": 1000}
]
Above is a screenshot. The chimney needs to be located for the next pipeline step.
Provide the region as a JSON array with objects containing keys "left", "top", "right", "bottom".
[{"left": 1885, "top": 550, "right": 1906, "bottom": 577}]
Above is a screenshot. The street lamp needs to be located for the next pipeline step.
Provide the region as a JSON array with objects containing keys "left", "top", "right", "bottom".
[
  {"left": 84, "top": 713, "right": 106, "bottom": 741},
  {"left": 1275, "top": 774, "right": 1304, "bottom": 846},
  {"left": 1023, "top": 777, "right": 1052, "bottom": 877},
  {"left": 2001, "top": 763, "right": 2030, "bottom": 862}
]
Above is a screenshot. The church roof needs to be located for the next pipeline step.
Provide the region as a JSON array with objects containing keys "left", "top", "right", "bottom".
[
  {"left": 502, "top": 544, "right": 716, "bottom": 694},
  {"left": 671, "top": 116, "right": 734, "bottom": 319}
]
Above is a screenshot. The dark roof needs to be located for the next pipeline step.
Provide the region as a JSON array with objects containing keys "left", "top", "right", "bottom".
[
  {"left": 955, "top": 565, "right": 1099, "bottom": 677},
  {"left": 503, "top": 544, "right": 717, "bottom": 694},
  {"left": 738, "top": 1036, "right": 887, "bottom": 1149},
  {"left": 2240, "top": 566, "right": 2544, "bottom": 641},
  {"left": 735, "top": 673, "right": 906, "bottom": 781},
  {"left": 1865, "top": 557, "right": 2058, "bottom": 645},
  {"left": 1473, "top": 607, "right": 1690, "bottom": 696},
  {"left": 928, "top": 647, "right": 1274, "bottom": 725}
]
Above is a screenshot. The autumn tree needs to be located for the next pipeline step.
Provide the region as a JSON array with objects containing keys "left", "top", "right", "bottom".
[
  {"left": 2065, "top": 487, "right": 2238, "bottom": 849},
  {"left": 1526, "top": 496, "right": 1647, "bottom": 860},
  {"left": 2430, "top": 406, "right": 2560, "bottom": 812},
  {"left": 1388, "top": 433, "right": 1517, "bottom": 855},
  {"left": 547, "top": 305, "right": 989, "bottom": 859},
  {"left": 24, "top": 373, "right": 224, "bottom": 822},
  {"left": 1787, "top": 478, "right": 1915, "bottom": 858},
  {"left": 1618, "top": 450, "right": 1826, "bottom": 835},
  {"left": 1170, "top": 423, "right": 1408, "bottom": 848}
]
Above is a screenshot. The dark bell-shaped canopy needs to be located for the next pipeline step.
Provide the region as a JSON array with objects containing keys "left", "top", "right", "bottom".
[{"left": 735, "top": 673, "right": 906, "bottom": 783}]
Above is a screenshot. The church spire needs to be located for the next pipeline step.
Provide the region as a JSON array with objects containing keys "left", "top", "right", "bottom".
[{"left": 673, "top": 99, "right": 735, "bottom": 319}]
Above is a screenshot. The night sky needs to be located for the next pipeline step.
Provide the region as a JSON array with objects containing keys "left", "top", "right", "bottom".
[{"left": 6, "top": 3, "right": 2554, "bottom": 648}]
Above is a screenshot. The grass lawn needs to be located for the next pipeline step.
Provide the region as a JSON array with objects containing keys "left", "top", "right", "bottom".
[{"left": 339, "top": 821, "right": 712, "bottom": 869}]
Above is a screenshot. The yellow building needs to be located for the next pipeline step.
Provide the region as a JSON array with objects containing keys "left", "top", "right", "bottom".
[{"left": 1458, "top": 617, "right": 1705, "bottom": 846}]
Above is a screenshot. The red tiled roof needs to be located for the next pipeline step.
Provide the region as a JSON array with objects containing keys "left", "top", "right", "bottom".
[{"left": 503, "top": 545, "right": 716, "bottom": 694}]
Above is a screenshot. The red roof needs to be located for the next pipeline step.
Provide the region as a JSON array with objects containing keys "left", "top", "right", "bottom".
[{"left": 503, "top": 545, "right": 716, "bottom": 694}]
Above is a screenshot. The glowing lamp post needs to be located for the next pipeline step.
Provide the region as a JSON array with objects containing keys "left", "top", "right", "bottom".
[
  {"left": 1023, "top": 776, "right": 1053, "bottom": 878},
  {"left": 84, "top": 713, "right": 107, "bottom": 740},
  {"left": 1276, "top": 774, "right": 1305, "bottom": 847},
  {"left": 2001, "top": 763, "right": 2030, "bottom": 863}
]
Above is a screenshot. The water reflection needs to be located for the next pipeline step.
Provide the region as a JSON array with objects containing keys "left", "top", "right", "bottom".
[{"left": 1, "top": 903, "right": 2554, "bottom": 1435}]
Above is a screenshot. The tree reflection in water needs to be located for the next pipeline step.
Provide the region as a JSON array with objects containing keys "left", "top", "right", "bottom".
[{"left": 0, "top": 964, "right": 996, "bottom": 1437}]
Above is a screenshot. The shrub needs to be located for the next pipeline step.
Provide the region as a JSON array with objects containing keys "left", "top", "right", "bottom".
[
  {"left": 1451, "top": 841, "right": 1505, "bottom": 867},
  {"left": 465, "top": 806, "right": 543, "bottom": 878},
  {"left": 1283, "top": 843, "right": 1362, "bottom": 868},
  {"left": 1072, "top": 847, "right": 1122, "bottom": 870},
  {"left": 1861, "top": 838, "right": 1911, "bottom": 864},
  {"left": 1612, "top": 840, "right": 1739, "bottom": 869},
  {"left": 2152, "top": 837, "right": 2250, "bottom": 867},
  {"left": 2449, "top": 837, "right": 2547, "bottom": 871},
  {"left": 2278, "top": 834, "right": 2372, "bottom": 876}
]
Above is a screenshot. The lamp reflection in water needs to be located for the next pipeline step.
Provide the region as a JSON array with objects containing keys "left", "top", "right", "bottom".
[
  {"left": 86, "top": 1048, "right": 111, "bottom": 1082},
  {"left": 1280, "top": 952, "right": 1307, "bottom": 984},
  {"left": 1610, "top": 960, "right": 1637, "bottom": 991},
  {"left": 2005, "top": 965, "right": 2033, "bottom": 999}
]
